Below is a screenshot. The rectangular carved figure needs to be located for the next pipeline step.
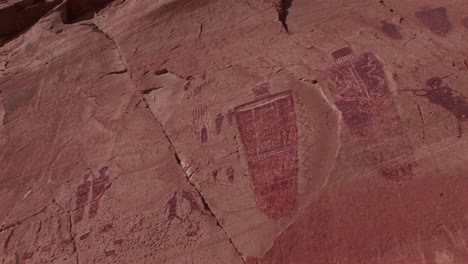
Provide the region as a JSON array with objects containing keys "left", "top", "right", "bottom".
[
  {"left": 329, "top": 48, "right": 390, "bottom": 137},
  {"left": 328, "top": 47, "right": 415, "bottom": 181},
  {"left": 235, "top": 89, "right": 298, "bottom": 218}
]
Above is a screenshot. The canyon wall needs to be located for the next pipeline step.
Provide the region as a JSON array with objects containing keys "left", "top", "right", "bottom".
[{"left": 1, "top": 0, "right": 468, "bottom": 263}]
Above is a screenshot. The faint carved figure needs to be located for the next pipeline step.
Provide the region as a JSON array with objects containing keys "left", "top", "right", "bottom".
[
  {"left": 380, "top": 161, "right": 414, "bottom": 180},
  {"left": 167, "top": 192, "right": 181, "bottom": 221},
  {"left": 329, "top": 47, "right": 415, "bottom": 181},
  {"left": 380, "top": 20, "right": 403, "bottom": 39},
  {"left": 329, "top": 47, "right": 387, "bottom": 136},
  {"left": 80, "top": 233, "right": 90, "bottom": 240},
  {"left": 235, "top": 83, "right": 298, "bottom": 218},
  {"left": 215, "top": 113, "right": 224, "bottom": 134},
  {"left": 212, "top": 169, "right": 219, "bottom": 181},
  {"left": 22, "top": 251, "right": 34, "bottom": 260},
  {"left": 166, "top": 191, "right": 204, "bottom": 222},
  {"left": 74, "top": 174, "right": 91, "bottom": 223},
  {"left": 404, "top": 77, "right": 468, "bottom": 137},
  {"left": 192, "top": 103, "right": 209, "bottom": 143},
  {"left": 227, "top": 110, "right": 235, "bottom": 125},
  {"left": 462, "top": 17, "right": 468, "bottom": 29},
  {"left": 274, "top": 0, "right": 293, "bottom": 32},
  {"left": 89, "top": 167, "right": 110, "bottom": 218},
  {"left": 226, "top": 167, "right": 235, "bottom": 183},
  {"left": 74, "top": 167, "right": 110, "bottom": 223},
  {"left": 164, "top": 190, "right": 205, "bottom": 239},
  {"left": 415, "top": 7, "right": 452, "bottom": 35},
  {"left": 100, "top": 223, "right": 113, "bottom": 233},
  {"left": 182, "top": 191, "right": 201, "bottom": 211},
  {"left": 200, "top": 126, "right": 208, "bottom": 143}
]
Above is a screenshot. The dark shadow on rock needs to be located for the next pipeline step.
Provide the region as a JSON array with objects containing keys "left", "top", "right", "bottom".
[
  {"left": 276, "top": 0, "right": 293, "bottom": 33},
  {"left": 62, "top": 0, "right": 116, "bottom": 24},
  {"left": 0, "top": 0, "right": 62, "bottom": 46}
]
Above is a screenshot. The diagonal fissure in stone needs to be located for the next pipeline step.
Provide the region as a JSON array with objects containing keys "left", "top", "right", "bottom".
[
  {"left": 147, "top": 100, "right": 247, "bottom": 264},
  {"left": 82, "top": 21, "right": 246, "bottom": 262}
]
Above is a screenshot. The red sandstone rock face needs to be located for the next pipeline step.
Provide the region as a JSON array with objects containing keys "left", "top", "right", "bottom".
[
  {"left": 63, "top": 0, "right": 115, "bottom": 23},
  {"left": 1, "top": 0, "right": 468, "bottom": 263},
  {"left": 0, "top": 0, "right": 61, "bottom": 45}
]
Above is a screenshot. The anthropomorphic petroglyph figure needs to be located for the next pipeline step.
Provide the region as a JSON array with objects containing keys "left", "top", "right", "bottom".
[
  {"left": 74, "top": 167, "right": 110, "bottom": 223},
  {"left": 74, "top": 174, "right": 92, "bottom": 223},
  {"left": 215, "top": 113, "right": 224, "bottom": 134},
  {"left": 329, "top": 47, "right": 388, "bottom": 136},
  {"left": 274, "top": 0, "right": 293, "bottom": 32},
  {"left": 192, "top": 103, "right": 209, "bottom": 143},
  {"left": 212, "top": 169, "right": 219, "bottom": 182},
  {"left": 227, "top": 167, "right": 235, "bottom": 183},
  {"left": 234, "top": 83, "right": 299, "bottom": 218},
  {"left": 89, "top": 167, "right": 110, "bottom": 218},
  {"left": 403, "top": 77, "right": 468, "bottom": 137},
  {"left": 329, "top": 47, "right": 415, "bottom": 181},
  {"left": 167, "top": 192, "right": 181, "bottom": 221},
  {"left": 166, "top": 191, "right": 203, "bottom": 222}
]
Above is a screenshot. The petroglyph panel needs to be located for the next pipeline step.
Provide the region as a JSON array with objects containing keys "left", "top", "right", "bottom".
[
  {"left": 235, "top": 87, "right": 298, "bottom": 218},
  {"left": 164, "top": 191, "right": 208, "bottom": 238},
  {"left": 74, "top": 167, "right": 110, "bottom": 223},
  {"left": 423, "top": 77, "right": 468, "bottom": 122},
  {"left": 329, "top": 48, "right": 389, "bottom": 137},
  {"left": 89, "top": 167, "right": 110, "bottom": 218},
  {"left": 74, "top": 174, "right": 92, "bottom": 223},
  {"left": 226, "top": 167, "right": 235, "bottom": 183},
  {"left": 192, "top": 103, "right": 209, "bottom": 143},
  {"left": 405, "top": 77, "right": 468, "bottom": 136},
  {"left": 215, "top": 113, "right": 224, "bottom": 134},
  {"left": 328, "top": 47, "right": 415, "bottom": 181}
]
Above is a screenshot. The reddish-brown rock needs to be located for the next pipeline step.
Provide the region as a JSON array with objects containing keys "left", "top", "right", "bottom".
[
  {"left": 462, "top": 17, "right": 468, "bottom": 28},
  {"left": 1, "top": 0, "right": 468, "bottom": 263},
  {"left": 63, "top": 0, "right": 115, "bottom": 23},
  {"left": 0, "top": 0, "right": 61, "bottom": 45}
]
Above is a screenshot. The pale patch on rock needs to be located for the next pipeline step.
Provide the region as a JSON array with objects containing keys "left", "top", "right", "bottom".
[{"left": 434, "top": 249, "right": 455, "bottom": 264}]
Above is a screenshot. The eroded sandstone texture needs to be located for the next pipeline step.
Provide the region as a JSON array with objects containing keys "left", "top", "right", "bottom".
[
  {"left": 1, "top": 0, "right": 468, "bottom": 263},
  {"left": 0, "top": 0, "right": 61, "bottom": 45}
]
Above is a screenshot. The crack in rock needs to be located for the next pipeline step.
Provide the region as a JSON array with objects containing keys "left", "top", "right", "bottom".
[
  {"left": 67, "top": 212, "right": 79, "bottom": 264},
  {"left": 80, "top": 22, "right": 131, "bottom": 80},
  {"left": 417, "top": 105, "right": 426, "bottom": 141},
  {"left": 146, "top": 100, "right": 247, "bottom": 263},
  {"left": 97, "top": 69, "right": 128, "bottom": 80},
  {"left": 78, "top": 21, "right": 246, "bottom": 263},
  {"left": 0, "top": 205, "right": 48, "bottom": 233}
]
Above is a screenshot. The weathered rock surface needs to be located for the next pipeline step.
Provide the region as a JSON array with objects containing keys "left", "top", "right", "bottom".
[
  {"left": 0, "top": 0, "right": 61, "bottom": 45},
  {"left": 1, "top": 0, "right": 468, "bottom": 263}
]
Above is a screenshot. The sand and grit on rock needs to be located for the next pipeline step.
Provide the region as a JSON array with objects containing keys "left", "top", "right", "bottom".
[{"left": 1, "top": 0, "right": 468, "bottom": 263}]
